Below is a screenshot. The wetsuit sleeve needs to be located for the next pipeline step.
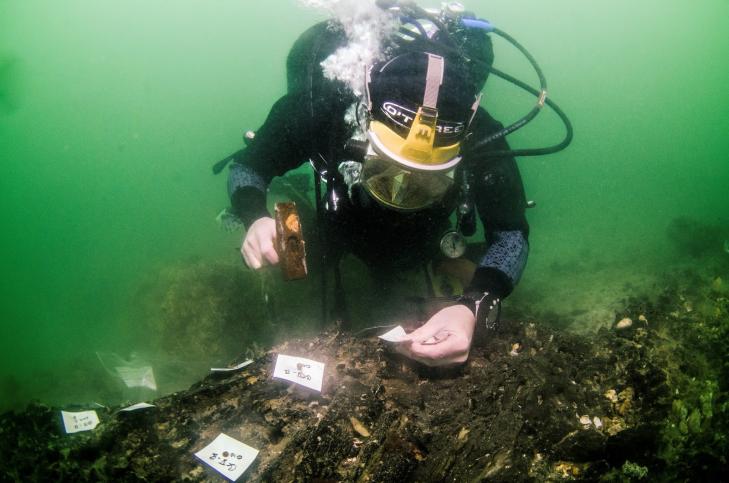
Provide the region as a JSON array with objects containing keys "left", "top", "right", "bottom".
[
  {"left": 464, "top": 108, "right": 530, "bottom": 299},
  {"left": 228, "top": 92, "right": 313, "bottom": 228}
]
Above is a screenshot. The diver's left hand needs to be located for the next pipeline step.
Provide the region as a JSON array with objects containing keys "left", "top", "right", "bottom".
[{"left": 396, "top": 304, "right": 476, "bottom": 367}]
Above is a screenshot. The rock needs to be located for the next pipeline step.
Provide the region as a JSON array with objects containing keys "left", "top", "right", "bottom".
[
  {"left": 604, "top": 417, "right": 627, "bottom": 436},
  {"left": 618, "top": 387, "right": 635, "bottom": 416},
  {"left": 554, "top": 461, "right": 585, "bottom": 478},
  {"left": 616, "top": 318, "right": 633, "bottom": 330},
  {"left": 592, "top": 417, "right": 603, "bottom": 430}
]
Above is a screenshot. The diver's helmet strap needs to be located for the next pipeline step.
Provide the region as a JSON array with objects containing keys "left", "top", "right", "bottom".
[
  {"left": 400, "top": 54, "right": 445, "bottom": 163},
  {"left": 423, "top": 53, "right": 444, "bottom": 109}
]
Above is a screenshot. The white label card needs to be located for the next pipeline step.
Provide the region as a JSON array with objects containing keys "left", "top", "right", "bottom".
[
  {"left": 195, "top": 433, "right": 258, "bottom": 481},
  {"left": 378, "top": 325, "right": 407, "bottom": 342},
  {"left": 120, "top": 402, "right": 155, "bottom": 412},
  {"left": 211, "top": 360, "right": 254, "bottom": 372},
  {"left": 115, "top": 365, "right": 157, "bottom": 390},
  {"left": 272, "top": 354, "right": 325, "bottom": 392},
  {"left": 61, "top": 410, "right": 100, "bottom": 434}
]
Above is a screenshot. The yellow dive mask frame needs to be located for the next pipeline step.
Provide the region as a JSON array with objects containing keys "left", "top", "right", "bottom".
[{"left": 367, "top": 108, "right": 462, "bottom": 170}]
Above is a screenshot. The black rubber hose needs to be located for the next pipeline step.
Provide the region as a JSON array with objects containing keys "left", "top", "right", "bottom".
[
  {"left": 492, "top": 28, "right": 546, "bottom": 89},
  {"left": 467, "top": 66, "right": 574, "bottom": 158},
  {"left": 466, "top": 27, "right": 548, "bottom": 149}
]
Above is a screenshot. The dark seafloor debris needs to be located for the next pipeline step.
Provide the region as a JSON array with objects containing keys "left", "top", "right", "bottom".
[
  {"left": 666, "top": 217, "right": 729, "bottom": 259},
  {"left": 1, "top": 266, "right": 728, "bottom": 482}
]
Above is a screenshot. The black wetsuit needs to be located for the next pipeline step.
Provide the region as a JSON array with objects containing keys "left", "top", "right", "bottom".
[{"left": 228, "top": 22, "right": 530, "bottom": 300}]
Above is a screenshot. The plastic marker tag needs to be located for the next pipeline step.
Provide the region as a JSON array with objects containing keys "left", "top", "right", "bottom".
[
  {"left": 272, "top": 354, "right": 325, "bottom": 392},
  {"left": 61, "top": 410, "right": 100, "bottom": 434},
  {"left": 378, "top": 325, "right": 407, "bottom": 342},
  {"left": 211, "top": 360, "right": 254, "bottom": 372},
  {"left": 115, "top": 366, "right": 157, "bottom": 391},
  {"left": 195, "top": 432, "right": 258, "bottom": 481},
  {"left": 120, "top": 402, "right": 155, "bottom": 412}
]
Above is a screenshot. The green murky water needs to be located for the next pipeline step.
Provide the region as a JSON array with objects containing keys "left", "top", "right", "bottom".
[{"left": 1, "top": 0, "right": 727, "bottom": 412}]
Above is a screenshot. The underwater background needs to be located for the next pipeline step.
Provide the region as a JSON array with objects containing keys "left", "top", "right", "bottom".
[{"left": 0, "top": 0, "right": 727, "bottom": 413}]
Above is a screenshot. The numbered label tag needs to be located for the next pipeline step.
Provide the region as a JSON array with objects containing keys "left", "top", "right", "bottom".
[
  {"left": 195, "top": 433, "right": 258, "bottom": 481},
  {"left": 114, "top": 365, "right": 157, "bottom": 390},
  {"left": 272, "top": 354, "right": 325, "bottom": 392},
  {"left": 120, "top": 402, "right": 155, "bottom": 412},
  {"left": 378, "top": 325, "right": 407, "bottom": 342},
  {"left": 211, "top": 360, "right": 253, "bottom": 372},
  {"left": 61, "top": 410, "right": 100, "bottom": 434}
]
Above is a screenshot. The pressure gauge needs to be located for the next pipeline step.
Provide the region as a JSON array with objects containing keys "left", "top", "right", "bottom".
[{"left": 440, "top": 230, "right": 467, "bottom": 259}]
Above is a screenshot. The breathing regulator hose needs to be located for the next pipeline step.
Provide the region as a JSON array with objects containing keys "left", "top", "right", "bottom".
[{"left": 466, "top": 26, "right": 573, "bottom": 158}]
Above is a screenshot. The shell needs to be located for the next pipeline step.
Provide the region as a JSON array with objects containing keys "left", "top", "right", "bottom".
[
  {"left": 616, "top": 318, "right": 633, "bottom": 330},
  {"left": 349, "top": 417, "right": 371, "bottom": 437}
]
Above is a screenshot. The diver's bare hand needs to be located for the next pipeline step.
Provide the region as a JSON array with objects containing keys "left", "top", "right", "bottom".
[
  {"left": 241, "top": 217, "right": 278, "bottom": 269},
  {"left": 396, "top": 304, "right": 476, "bottom": 367}
]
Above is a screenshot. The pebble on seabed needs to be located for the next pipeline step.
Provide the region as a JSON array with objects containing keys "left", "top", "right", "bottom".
[
  {"left": 592, "top": 416, "right": 603, "bottom": 429},
  {"left": 615, "top": 318, "right": 632, "bottom": 330},
  {"left": 604, "top": 389, "right": 618, "bottom": 403}
]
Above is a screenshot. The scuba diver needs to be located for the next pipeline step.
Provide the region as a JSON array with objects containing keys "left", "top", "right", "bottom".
[{"left": 217, "top": 1, "right": 571, "bottom": 367}]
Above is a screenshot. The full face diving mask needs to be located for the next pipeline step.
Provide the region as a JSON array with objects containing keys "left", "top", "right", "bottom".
[{"left": 362, "top": 51, "right": 480, "bottom": 211}]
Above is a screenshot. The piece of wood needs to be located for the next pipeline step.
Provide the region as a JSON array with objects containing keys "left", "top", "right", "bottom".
[
  {"left": 2, "top": 277, "right": 727, "bottom": 481},
  {"left": 274, "top": 202, "right": 307, "bottom": 281}
]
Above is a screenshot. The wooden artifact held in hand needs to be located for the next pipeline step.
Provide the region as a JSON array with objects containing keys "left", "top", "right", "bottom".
[{"left": 274, "top": 202, "right": 307, "bottom": 281}]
